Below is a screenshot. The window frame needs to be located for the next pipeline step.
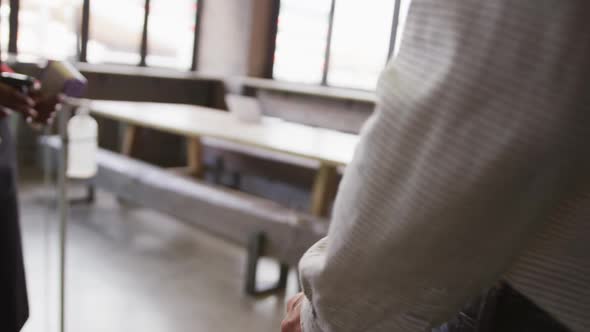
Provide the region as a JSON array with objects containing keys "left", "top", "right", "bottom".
[
  {"left": 3, "top": 0, "right": 403, "bottom": 82},
  {"left": 5, "top": 0, "right": 203, "bottom": 71},
  {"left": 270, "top": 0, "right": 403, "bottom": 90},
  {"left": 8, "top": 0, "right": 19, "bottom": 53}
]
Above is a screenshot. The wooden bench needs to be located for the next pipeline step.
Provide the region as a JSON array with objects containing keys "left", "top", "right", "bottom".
[{"left": 41, "top": 136, "right": 327, "bottom": 296}]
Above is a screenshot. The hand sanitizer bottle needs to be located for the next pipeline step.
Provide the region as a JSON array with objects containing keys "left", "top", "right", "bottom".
[{"left": 67, "top": 102, "right": 98, "bottom": 179}]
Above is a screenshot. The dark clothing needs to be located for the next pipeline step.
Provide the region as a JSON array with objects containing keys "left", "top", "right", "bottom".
[
  {"left": 436, "top": 284, "right": 571, "bottom": 332},
  {"left": 0, "top": 118, "right": 29, "bottom": 331},
  {"left": 490, "top": 285, "right": 571, "bottom": 332}
]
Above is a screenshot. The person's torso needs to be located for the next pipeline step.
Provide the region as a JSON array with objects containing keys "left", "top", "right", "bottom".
[{"left": 378, "top": 1, "right": 590, "bottom": 330}]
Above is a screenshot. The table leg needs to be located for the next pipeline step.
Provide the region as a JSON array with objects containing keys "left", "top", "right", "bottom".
[
  {"left": 187, "top": 136, "right": 203, "bottom": 177},
  {"left": 310, "top": 163, "right": 338, "bottom": 217},
  {"left": 121, "top": 124, "right": 138, "bottom": 156}
]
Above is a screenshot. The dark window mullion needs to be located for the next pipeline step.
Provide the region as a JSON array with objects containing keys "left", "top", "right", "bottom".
[
  {"left": 79, "top": 0, "right": 90, "bottom": 62},
  {"left": 262, "top": 0, "right": 280, "bottom": 78},
  {"left": 139, "top": 0, "right": 150, "bottom": 66},
  {"left": 387, "top": 0, "right": 402, "bottom": 59},
  {"left": 0, "top": 0, "right": 2, "bottom": 62},
  {"left": 8, "top": 0, "right": 19, "bottom": 54},
  {"left": 321, "top": 0, "right": 336, "bottom": 86},
  {"left": 190, "top": 0, "right": 204, "bottom": 71}
]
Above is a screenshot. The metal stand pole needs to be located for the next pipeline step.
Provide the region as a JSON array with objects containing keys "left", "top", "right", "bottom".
[
  {"left": 41, "top": 125, "right": 52, "bottom": 332},
  {"left": 57, "top": 103, "right": 72, "bottom": 332}
]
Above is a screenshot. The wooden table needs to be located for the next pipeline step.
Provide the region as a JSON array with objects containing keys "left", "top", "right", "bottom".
[{"left": 87, "top": 100, "right": 359, "bottom": 216}]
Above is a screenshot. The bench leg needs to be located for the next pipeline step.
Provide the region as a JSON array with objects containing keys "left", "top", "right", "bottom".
[
  {"left": 245, "top": 232, "right": 289, "bottom": 297},
  {"left": 187, "top": 136, "right": 203, "bottom": 177},
  {"left": 70, "top": 184, "right": 96, "bottom": 205},
  {"left": 310, "top": 163, "right": 338, "bottom": 217},
  {"left": 121, "top": 124, "right": 138, "bottom": 156}
]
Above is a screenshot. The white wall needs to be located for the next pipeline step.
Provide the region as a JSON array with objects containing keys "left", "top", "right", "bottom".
[
  {"left": 198, "top": 0, "right": 254, "bottom": 76},
  {"left": 198, "top": 0, "right": 276, "bottom": 77}
]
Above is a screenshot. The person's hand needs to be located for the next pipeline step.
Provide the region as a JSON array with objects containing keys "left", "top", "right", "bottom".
[
  {"left": 281, "top": 292, "right": 305, "bottom": 332},
  {"left": 29, "top": 93, "right": 64, "bottom": 127},
  {"left": 0, "top": 82, "right": 36, "bottom": 119}
]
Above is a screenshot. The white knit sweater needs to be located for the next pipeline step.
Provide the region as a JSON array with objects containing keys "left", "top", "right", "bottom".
[{"left": 298, "top": 1, "right": 590, "bottom": 331}]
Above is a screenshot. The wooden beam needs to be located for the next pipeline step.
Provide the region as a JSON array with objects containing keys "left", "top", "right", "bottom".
[{"left": 310, "top": 163, "right": 339, "bottom": 217}]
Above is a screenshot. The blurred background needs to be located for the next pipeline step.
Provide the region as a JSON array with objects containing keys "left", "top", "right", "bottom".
[
  {"left": 2, "top": 0, "right": 412, "bottom": 331},
  {"left": 3, "top": 0, "right": 411, "bottom": 87}
]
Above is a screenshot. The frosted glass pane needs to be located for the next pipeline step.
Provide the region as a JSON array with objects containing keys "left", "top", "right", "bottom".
[
  {"left": 327, "top": 0, "right": 396, "bottom": 90},
  {"left": 146, "top": 0, "right": 196, "bottom": 69},
  {"left": 18, "top": 0, "right": 80, "bottom": 60},
  {"left": 87, "top": 0, "right": 145, "bottom": 65},
  {"left": 272, "top": 0, "right": 331, "bottom": 84}
]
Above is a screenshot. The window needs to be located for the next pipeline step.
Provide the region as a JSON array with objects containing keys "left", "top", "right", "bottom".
[
  {"left": 17, "top": 0, "right": 79, "bottom": 60},
  {"left": 273, "top": 0, "right": 331, "bottom": 84},
  {"left": 327, "top": 0, "right": 396, "bottom": 90},
  {"left": 146, "top": 0, "right": 196, "bottom": 69},
  {"left": 4, "top": 0, "right": 202, "bottom": 69},
  {"left": 273, "top": 0, "right": 405, "bottom": 91},
  {"left": 0, "top": 2, "right": 10, "bottom": 55},
  {"left": 87, "top": 0, "right": 145, "bottom": 65},
  {"left": 393, "top": 0, "right": 412, "bottom": 57}
]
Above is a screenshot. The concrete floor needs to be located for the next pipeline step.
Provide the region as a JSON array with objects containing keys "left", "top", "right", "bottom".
[{"left": 18, "top": 174, "right": 295, "bottom": 332}]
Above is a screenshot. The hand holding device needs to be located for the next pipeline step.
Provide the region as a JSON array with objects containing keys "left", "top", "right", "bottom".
[{"left": 0, "top": 72, "right": 37, "bottom": 119}]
